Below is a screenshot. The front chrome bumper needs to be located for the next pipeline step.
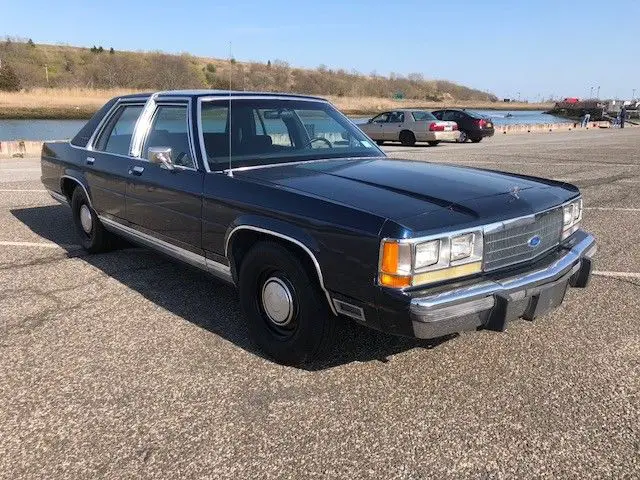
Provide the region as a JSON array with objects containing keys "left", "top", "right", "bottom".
[{"left": 410, "top": 230, "right": 596, "bottom": 339}]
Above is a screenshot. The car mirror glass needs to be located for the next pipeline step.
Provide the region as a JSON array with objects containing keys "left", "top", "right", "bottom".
[{"left": 148, "top": 146, "right": 175, "bottom": 170}]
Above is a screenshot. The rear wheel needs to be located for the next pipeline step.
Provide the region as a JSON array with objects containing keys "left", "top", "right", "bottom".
[
  {"left": 238, "top": 242, "right": 336, "bottom": 365},
  {"left": 470, "top": 136, "right": 483, "bottom": 143},
  {"left": 428, "top": 141, "right": 441, "bottom": 147},
  {"left": 399, "top": 130, "right": 416, "bottom": 146},
  {"left": 71, "top": 187, "right": 113, "bottom": 253}
]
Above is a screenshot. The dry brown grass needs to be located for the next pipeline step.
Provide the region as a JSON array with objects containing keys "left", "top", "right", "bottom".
[
  {"left": 329, "top": 95, "right": 553, "bottom": 115},
  {"left": 0, "top": 88, "right": 553, "bottom": 119}
]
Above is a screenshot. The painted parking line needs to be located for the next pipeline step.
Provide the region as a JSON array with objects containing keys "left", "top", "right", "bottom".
[
  {"left": 0, "top": 189, "right": 48, "bottom": 192},
  {"left": 584, "top": 207, "right": 640, "bottom": 212},
  {"left": 0, "top": 240, "right": 80, "bottom": 250},
  {"left": 594, "top": 270, "right": 640, "bottom": 280}
]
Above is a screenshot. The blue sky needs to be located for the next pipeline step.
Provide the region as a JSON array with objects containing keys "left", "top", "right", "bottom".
[{"left": 2, "top": 0, "right": 638, "bottom": 100}]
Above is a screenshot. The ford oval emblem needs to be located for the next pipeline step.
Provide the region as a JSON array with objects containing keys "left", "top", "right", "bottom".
[{"left": 528, "top": 235, "right": 541, "bottom": 248}]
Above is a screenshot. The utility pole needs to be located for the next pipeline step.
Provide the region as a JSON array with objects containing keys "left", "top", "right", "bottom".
[
  {"left": 596, "top": 86, "right": 600, "bottom": 99},
  {"left": 589, "top": 86, "right": 593, "bottom": 98},
  {"left": 633, "top": 89, "right": 636, "bottom": 100},
  {"left": 44, "top": 64, "right": 49, "bottom": 85}
]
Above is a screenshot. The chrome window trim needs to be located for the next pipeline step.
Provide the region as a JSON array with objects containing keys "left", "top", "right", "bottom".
[
  {"left": 86, "top": 99, "right": 148, "bottom": 153},
  {"left": 99, "top": 215, "right": 233, "bottom": 283},
  {"left": 224, "top": 225, "right": 338, "bottom": 315},
  {"left": 130, "top": 93, "right": 160, "bottom": 157},
  {"left": 137, "top": 100, "right": 198, "bottom": 171},
  {"left": 196, "top": 95, "right": 384, "bottom": 174}
]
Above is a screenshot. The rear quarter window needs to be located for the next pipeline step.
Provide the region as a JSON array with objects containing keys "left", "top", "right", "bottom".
[{"left": 70, "top": 98, "right": 118, "bottom": 147}]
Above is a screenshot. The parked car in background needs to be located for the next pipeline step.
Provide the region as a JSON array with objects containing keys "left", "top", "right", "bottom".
[
  {"left": 359, "top": 109, "right": 459, "bottom": 146},
  {"left": 41, "top": 91, "right": 595, "bottom": 365},
  {"left": 431, "top": 109, "right": 495, "bottom": 143}
]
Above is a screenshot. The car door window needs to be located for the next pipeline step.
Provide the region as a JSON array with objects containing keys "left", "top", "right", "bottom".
[
  {"left": 143, "top": 105, "right": 194, "bottom": 168},
  {"left": 441, "top": 111, "right": 456, "bottom": 121},
  {"left": 388, "top": 112, "right": 404, "bottom": 123},
  {"left": 371, "top": 113, "right": 390, "bottom": 123},
  {"left": 95, "top": 104, "right": 144, "bottom": 155}
]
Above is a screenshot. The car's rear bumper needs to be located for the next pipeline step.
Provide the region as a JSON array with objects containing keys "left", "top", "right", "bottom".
[
  {"left": 415, "top": 131, "right": 461, "bottom": 142},
  {"left": 408, "top": 230, "right": 595, "bottom": 338}
]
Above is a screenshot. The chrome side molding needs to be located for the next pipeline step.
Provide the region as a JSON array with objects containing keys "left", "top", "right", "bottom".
[
  {"left": 225, "top": 225, "right": 338, "bottom": 316},
  {"left": 47, "top": 190, "right": 68, "bottom": 205},
  {"left": 99, "top": 216, "right": 233, "bottom": 284}
]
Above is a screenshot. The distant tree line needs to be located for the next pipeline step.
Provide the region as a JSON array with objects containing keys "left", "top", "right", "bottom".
[{"left": 0, "top": 38, "right": 497, "bottom": 102}]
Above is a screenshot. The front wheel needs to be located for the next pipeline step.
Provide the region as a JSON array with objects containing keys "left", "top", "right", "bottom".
[
  {"left": 458, "top": 131, "right": 468, "bottom": 143},
  {"left": 238, "top": 242, "right": 336, "bottom": 365},
  {"left": 71, "top": 187, "right": 113, "bottom": 253},
  {"left": 428, "top": 141, "right": 441, "bottom": 147}
]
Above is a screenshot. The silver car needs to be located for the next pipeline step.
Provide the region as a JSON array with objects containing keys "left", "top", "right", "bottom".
[{"left": 359, "top": 109, "right": 460, "bottom": 146}]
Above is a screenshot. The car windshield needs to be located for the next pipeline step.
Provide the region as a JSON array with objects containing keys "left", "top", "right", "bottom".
[
  {"left": 411, "top": 111, "right": 437, "bottom": 121},
  {"left": 200, "top": 98, "right": 383, "bottom": 170}
]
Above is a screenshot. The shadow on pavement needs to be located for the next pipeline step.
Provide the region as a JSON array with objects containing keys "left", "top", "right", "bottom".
[{"left": 11, "top": 204, "right": 455, "bottom": 370}]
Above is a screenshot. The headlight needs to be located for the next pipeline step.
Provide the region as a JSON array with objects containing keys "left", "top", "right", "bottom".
[
  {"left": 379, "top": 230, "right": 483, "bottom": 288},
  {"left": 562, "top": 198, "right": 582, "bottom": 239}
]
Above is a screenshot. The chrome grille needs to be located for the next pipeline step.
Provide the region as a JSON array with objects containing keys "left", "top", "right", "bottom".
[{"left": 483, "top": 208, "right": 563, "bottom": 271}]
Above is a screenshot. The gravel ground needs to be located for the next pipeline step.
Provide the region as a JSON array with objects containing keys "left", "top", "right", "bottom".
[{"left": 0, "top": 128, "right": 638, "bottom": 479}]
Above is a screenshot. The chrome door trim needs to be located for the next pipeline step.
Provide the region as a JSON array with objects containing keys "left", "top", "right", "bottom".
[
  {"left": 225, "top": 225, "right": 337, "bottom": 315},
  {"left": 99, "top": 216, "right": 233, "bottom": 283},
  {"left": 47, "top": 190, "right": 68, "bottom": 205}
]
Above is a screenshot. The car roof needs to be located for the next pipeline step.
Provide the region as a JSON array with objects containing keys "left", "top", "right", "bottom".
[{"left": 154, "top": 90, "right": 328, "bottom": 101}]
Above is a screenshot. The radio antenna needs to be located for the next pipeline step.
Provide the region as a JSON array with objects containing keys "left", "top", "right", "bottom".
[{"left": 227, "top": 41, "right": 233, "bottom": 177}]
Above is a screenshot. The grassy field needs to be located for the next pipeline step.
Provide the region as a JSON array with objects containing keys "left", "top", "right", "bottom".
[{"left": 0, "top": 88, "right": 553, "bottom": 119}]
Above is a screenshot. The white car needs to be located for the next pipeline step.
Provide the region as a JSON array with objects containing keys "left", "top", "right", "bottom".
[{"left": 359, "top": 109, "right": 460, "bottom": 146}]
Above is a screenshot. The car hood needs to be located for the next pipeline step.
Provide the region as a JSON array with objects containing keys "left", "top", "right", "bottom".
[{"left": 236, "top": 158, "right": 579, "bottom": 233}]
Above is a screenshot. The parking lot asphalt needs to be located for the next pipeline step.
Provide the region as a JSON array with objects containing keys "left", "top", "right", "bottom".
[{"left": 1, "top": 128, "right": 638, "bottom": 479}]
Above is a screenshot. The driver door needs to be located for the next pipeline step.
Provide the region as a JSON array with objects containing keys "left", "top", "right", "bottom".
[
  {"left": 364, "top": 112, "right": 390, "bottom": 141},
  {"left": 125, "top": 101, "right": 204, "bottom": 253}
]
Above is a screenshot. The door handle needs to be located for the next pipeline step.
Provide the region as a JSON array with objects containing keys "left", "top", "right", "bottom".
[
  {"left": 129, "top": 166, "right": 144, "bottom": 176},
  {"left": 86, "top": 157, "right": 95, "bottom": 165}
]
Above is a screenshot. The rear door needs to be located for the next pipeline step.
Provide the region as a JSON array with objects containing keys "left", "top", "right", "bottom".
[
  {"left": 124, "top": 100, "right": 204, "bottom": 253},
  {"left": 85, "top": 103, "right": 145, "bottom": 219},
  {"left": 383, "top": 111, "right": 405, "bottom": 140}
]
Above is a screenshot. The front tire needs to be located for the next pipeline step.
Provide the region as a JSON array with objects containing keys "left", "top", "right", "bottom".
[
  {"left": 399, "top": 130, "right": 416, "bottom": 146},
  {"left": 470, "top": 136, "right": 483, "bottom": 143},
  {"left": 71, "top": 187, "right": 113, "bottom": 253},
  {"left": 458, "top": 131, "right": 468, "bottom": 143},
  {"left": 238, "top": 242, "right": 336, "bottom": 365}
]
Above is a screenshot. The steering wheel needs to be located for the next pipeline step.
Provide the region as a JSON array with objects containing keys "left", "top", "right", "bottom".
[{"left": 307, "top": 137, "right": 333, "bottom": 148}]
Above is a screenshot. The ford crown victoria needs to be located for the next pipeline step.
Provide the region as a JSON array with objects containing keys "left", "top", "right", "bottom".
[{"left": 41, "top": 91, "right": 596, "bottom": 365}]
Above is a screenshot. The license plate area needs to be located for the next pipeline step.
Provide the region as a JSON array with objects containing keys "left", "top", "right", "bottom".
[{"left": 485, "top": 280, "right": 569, "bottom": 331}]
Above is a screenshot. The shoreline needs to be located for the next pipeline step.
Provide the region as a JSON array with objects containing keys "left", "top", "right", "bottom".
[{"left": 0, "top": 89, "right": 553, "bottom": 120}]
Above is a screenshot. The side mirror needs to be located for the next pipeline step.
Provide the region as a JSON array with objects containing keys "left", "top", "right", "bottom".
[{"left": 148, "top": 146, "right": 175, "bottom": 170}]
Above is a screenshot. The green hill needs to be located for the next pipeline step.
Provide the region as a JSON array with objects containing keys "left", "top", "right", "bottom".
[{"left": 0, "top": 38, "right": 497, "bottom": 103}]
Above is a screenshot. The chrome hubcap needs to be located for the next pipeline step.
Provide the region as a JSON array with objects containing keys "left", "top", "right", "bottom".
[
  {"left": 261, "top": 277, "right": 294, "bottom": 326},
  {"left": 79, "top": 204, "right": 93, "bottom": 234}
]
